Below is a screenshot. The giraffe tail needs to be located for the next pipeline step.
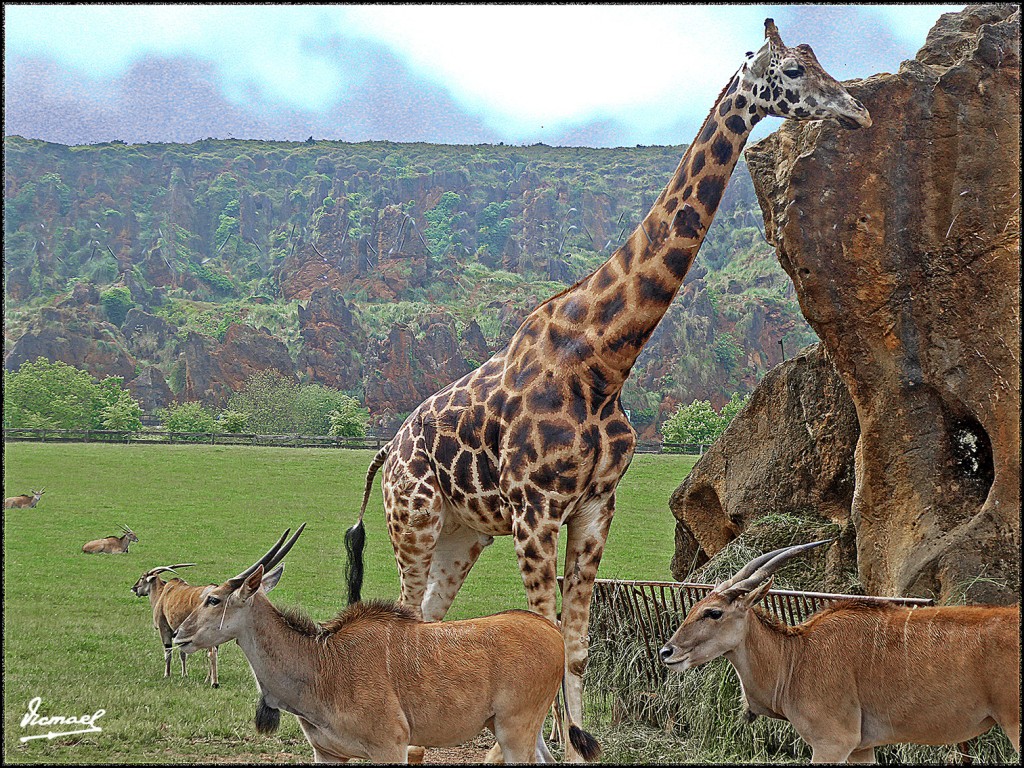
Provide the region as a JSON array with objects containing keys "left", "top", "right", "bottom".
[
  {"left": 560, "top": 675, "right": 602, "bottom": 761},
  {"left": 344, "top": 443, "right": 391, "bottom": 605}
]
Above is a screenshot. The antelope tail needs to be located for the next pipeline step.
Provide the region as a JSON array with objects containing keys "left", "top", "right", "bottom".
[
  {"left": 560, "top": 676, "right": 602, "bottom": 761},
  {"left": 344, "top": 443, "right": 390, "bottom": 605}
]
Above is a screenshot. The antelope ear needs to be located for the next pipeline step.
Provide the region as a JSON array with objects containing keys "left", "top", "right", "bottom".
[
  {"left": 262, "top": 563, "right": 285, "bottom": 594},
  {"left": 741, "top": 576, "right": 774, "bottom": 607},
  {"left": 239, "top": 565, "right": 265, "bottom": 600}
]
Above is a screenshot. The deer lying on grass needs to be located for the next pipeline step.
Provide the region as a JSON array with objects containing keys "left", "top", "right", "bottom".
[
  {"left": 82, "top": 525, "right": 139, "bottom": 554},
  {"left": 174, "top": 528, "right": 600, "bottom": 764},
  {"left": 659, "top": 540, "right": 1021, "bottom": 763},
  {"left": 132, "top": 563, "right": 233, "bottom": 687},
  {"left": 4, "top": 488, "right": 45, "bottom": 509}
]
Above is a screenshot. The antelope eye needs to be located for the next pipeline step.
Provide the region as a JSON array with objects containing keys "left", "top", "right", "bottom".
[
  {"left": 703, "top": 608, "right": 723, "bottom": 620},
  {"left": 206, "top": 595, "right": 220, "bottom": 606}
]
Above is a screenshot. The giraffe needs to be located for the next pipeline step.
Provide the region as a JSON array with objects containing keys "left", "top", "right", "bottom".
[{"left": 345, "top": 19, "right": 870, "bottom": 759}]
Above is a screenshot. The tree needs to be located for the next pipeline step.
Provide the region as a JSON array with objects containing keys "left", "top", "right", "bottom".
[
  {"left": 661, "top": 399, "right": 724, "bottom": 445},
  {"left": 3, "top": 358, "right": 143, "bottom": 431},
  {"left": 217, "top": 410, "right": 249, "bottom": 433},
  {"left": 227, "top": 370, "right": 298, "bottom": 434},
  {"left": 162, "top": 401, "right": 218, "bottom": 436},
  {"left": 661, "top": 392, "right": 751, "bottom": 446},
  {"left": 328, "top": 396, "right": 370, "bottom": 438}
]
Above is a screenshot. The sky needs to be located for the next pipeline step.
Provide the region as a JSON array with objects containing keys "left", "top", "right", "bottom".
[{"left": 4, "top": 4, "right": 965, "bottom": 148}]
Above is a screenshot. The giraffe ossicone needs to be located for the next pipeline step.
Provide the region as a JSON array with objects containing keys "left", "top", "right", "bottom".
[{"left": 344, "top": 17, "right": 869, "bottom": 761}]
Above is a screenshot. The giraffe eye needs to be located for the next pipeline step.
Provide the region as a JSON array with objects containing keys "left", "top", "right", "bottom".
[{"left": 783, "top": 63, "right": 804, "bottom": 78}]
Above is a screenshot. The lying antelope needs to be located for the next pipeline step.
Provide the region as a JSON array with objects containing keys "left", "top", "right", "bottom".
[
  {"left": 82, "top": 525, "right": 139, "bottom": 554},
  {"left": 659, "top": 540, "right": 1021, "bottom": 763},
  {"left": 174, "top": 528, "right": 600, "bottom": 764},
  {"left": 4, "top": 488, "right": 45, "bottom": 509},
  {"left": 132, "top": 563, "right": 229, "bottom": 687}
]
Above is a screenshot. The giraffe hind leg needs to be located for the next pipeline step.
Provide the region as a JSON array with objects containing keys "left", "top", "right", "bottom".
[
  {"left": 421, "top": 521, "right": 494, "bottom": 621},
  {"left": 387, "top": 473, "right": 445, "bottom": 619}
]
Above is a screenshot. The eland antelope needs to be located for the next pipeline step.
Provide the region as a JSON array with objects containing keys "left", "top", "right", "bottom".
[
  {"left": 83, "top": 525, "right": 139, "bottom": 554},
  {"left": 132, "top": 563, "right": 228, "bottom": 687},
  {"left": 175, "top": 527, "right": 600, "bottom": 763},
  {"left": 659, "top": 540, "right": 1021, "bottom": 763},
  {"left": 5, "top": 488, "right": 45, "bottom": 509}
]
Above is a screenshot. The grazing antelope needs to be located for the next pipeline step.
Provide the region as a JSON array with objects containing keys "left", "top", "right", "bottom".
[
  {"left": 659, "top": 540, "right": 1022, "bottom": 763},
  {"left": 82, "top": 525, "right": 139, "bottom": 554},
  {"left": 4, "top": 488, "right": 45, "bottom": 509},
  {"left": 175, "top": 529, "right": 600, "bottom": 764},
  {"left": 132, "top": 563, "right": 228, "bottom": 687}
]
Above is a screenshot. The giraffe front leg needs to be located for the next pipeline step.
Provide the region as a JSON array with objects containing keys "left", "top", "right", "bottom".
[
  {"left": 560, "top": 502, "right": 613, "bottom": 762},
  {"left": 421, "top": 520, "right": 494, "bottom": 621},
  {"left": 388, "top": 479, "right": 444, "bottom": 620}
]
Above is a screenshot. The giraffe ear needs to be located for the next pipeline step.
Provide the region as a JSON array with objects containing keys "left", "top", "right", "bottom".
[{"left": 746, "top": 40, "right": 773, "bottom": 77}]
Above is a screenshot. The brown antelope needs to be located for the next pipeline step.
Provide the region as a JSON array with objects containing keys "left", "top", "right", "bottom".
[
  {"left": 659, "top": 541, "right": 1022, "bottom": 763},
  {"left": 82, "top": 525, "right": 139, "bottom": 554},
  {"left": 132, "top": 563, "right": 233, "bottom": 687},
  {"left": 4, "top": 488, "right": 45, "bottom": 509},
  {"left": 174, "top": 529, "right": 600, "bottom": 764}
]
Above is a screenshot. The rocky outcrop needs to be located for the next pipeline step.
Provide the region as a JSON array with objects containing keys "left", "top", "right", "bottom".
[
  {"left": 669, "top": 343, "right": 859, "bottom": 587},
  {"left": 127, "top": 365, "right": 173, "bottom": 412},
  {"left": 743, "top": 5, "right": 1020, "bottom": 603},
  {"left": 296, "top": 287, "right": 366, "bottom": 391},
  {"left": 121, "top": 308, "right": 176, "bottom": 361},
  {"left": 4, "top": 305, "right": 136, "bottom": 381},
  {"left": 181, "top": 324, "right": 296, "bottom": 408},
  {"left": 363, "top": 317, "right": 474, "bottom": 415}
]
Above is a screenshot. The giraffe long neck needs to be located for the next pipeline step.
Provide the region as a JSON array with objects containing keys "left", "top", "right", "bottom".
[{"left": 546, "top": 72, "right": 761, "bottom": 394}]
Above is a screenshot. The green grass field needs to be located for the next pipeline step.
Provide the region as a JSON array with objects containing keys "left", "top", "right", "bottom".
[{"left": 3, "top": 442, "right": 695, "bottom": 763}]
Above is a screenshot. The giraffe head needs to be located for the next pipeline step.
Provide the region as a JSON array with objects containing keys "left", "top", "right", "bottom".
[{"left": 741, "top": 18, "right": 871, "bottom": 129}]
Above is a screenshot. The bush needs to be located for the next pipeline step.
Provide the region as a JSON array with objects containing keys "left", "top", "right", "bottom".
[
  {"left": 3, "top": 358, "right": 143, "bottom": 431},
  {"left": 161, "top": 401, "right": 217, "bottom": 437},
  {"left": 100, "top": 286, "right": 135, "bottom": 327},
  {"left": 217, "top": 409, "right": 249, "bottom": 433}
]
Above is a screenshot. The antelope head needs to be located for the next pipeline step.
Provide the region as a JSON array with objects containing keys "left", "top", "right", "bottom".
[
  {"left": 659, "top": 539, "right": 831, "bottom": 670},
  {"left": 121, "top": 525, "right": 140, "bottom": 543},
  {"left": 131, "top": 563, "right": 197, "bottom": 596},
  {"left": 174, "top": 525, "right": 304, "bottom": 652}
]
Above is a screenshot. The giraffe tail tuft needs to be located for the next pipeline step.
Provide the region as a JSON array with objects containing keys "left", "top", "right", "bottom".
[
  {"left": 344, "top": 442, "right": 390, "bottom": 605},
  {"left": 343, "top": 520, "right": 365, "bottom": 605}
]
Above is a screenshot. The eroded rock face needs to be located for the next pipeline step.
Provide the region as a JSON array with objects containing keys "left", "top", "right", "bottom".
[
  {"left": 181, "top": 324, "right": 296, "bottom": 408},
  {"left": 669, "top": 344, "right": 860, "bottom": 588},
  {"left": 296, "top": 287, "right": 366, "bottom": 391},
  {"left": 744, "top": 5, "right": 1020, "bottom": 603},
  {"left": 4, "top": 306, "right": 137, "bottom": 381}
]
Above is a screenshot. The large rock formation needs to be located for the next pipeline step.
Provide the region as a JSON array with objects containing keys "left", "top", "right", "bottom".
[
  {"left": 669, "top": 343, "right": 860, "bottom": 587},
  {"left": 296, "top": 287, "right": 366, "bottom": 391},
  {"left": 740, "top": 5, "right": 1020, "bottom": 603},
  {"left": 4, "top": 305, "right": 137, "bottom": 381},
  {"left": 180, "top": 324, "right": 296, "bottom": 408}
]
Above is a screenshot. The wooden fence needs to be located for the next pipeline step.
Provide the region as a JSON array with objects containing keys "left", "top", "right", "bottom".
[
  {"left": 562, "top": 576, "right": 934, "bottom": 688},
  {"left": 1, "top": 427, "right": 391, "bottom": 450},
  {"left": 3, "top": 428, "right": 710, "bottom": 455}
]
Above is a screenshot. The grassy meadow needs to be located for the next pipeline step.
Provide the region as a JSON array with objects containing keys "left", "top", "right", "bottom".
[{"left": 3, "top": 442, "right": 694, "bottom": 763}]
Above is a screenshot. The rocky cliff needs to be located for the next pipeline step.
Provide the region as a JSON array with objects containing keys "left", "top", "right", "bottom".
[{"left": 673, "top": 5, "right": 1020, "bottom": 604}]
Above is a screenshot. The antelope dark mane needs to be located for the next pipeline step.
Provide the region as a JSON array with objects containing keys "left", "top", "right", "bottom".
[
  {"left": 322, "top": 599, "right": 419, "bottom": 634},
  {"left": 276, "top": 599, "right": 419, "bottom": 639}
]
